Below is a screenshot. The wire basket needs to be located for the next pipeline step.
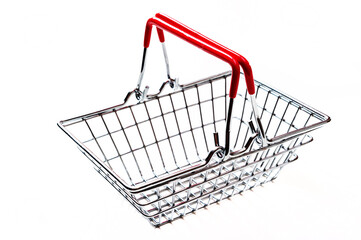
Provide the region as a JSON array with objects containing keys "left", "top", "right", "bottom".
[{"left": 58, "top": 14, "right": 330, "bottom": 227}]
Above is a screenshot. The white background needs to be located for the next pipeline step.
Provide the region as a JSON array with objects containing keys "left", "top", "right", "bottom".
[{"left": 1, "top": 0, "right": 360, "bottom": 239}]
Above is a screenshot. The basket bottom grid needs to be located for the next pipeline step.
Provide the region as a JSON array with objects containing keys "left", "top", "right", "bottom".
[
  {"left": 81, "top": 133, "right": 303, "bottom": 227},
  {"left": 144, "top": 149, "right": 298, "bottom": 226},
  {"left": 147, "top": 156, "right": 293, "bottom": 227}
]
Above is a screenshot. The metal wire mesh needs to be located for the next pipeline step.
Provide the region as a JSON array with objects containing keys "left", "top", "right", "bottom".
[{"left": 59, "top": 71, "right": 329, "bottom": 226}]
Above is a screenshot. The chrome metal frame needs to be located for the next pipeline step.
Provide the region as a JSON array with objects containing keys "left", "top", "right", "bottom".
[{"left": 58, "top": 70, "right": 330, "bottom": 226}]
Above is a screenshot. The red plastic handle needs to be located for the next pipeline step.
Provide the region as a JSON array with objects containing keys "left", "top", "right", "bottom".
[
  {"left": 144, "top": 14, "right": 255, "bottom": 97},
  {"left": 155, "top": 13, "right": 255, "bottom": 96},
  {"left": 156, "top": 27, "right": 165, "bottom": 43},
  {"left": 144, "top": 17, "right": 241, "bottom": 99}
]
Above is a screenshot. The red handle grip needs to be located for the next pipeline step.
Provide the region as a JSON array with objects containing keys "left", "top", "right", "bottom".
[
  {"left": 144, "top": 17, "right": 241, "bottom": 99},
  {"left": 155, "top": 13, "right": 255, "bottom": 96},
  {"left": 144, "top": 14, "right": 255, "bottom": 97},
  {"left": 156, "top": 27, "right": 165, "bottom": 43},
  {"left": 144, "top": 27, "right": 164, "bottom": 46}
]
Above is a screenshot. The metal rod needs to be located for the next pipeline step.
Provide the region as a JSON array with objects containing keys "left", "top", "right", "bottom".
[
  {"left": 224, "top": 98, "right": 234, "bottom": 156},
  {"left": 157, "top": 98, "right": 179, "bottom": 168},
  {"left": 161, "top": 42, "right": 171, "bottom": 79},
  {"left": 233, "top": 88, "right": 248, "bottom": 148},
  {"left": 114, "top": 111, "right": 145, "bottom": 182},
  {"left": 137, "top": 48, "right": 148, "bottom": 91},
  {"left": 196, "top": 86, "right": 209, "bottom": 152},
  {"left": 182, "top": 90, "right": 200, "bottom": 156},
  {"left": 250, "top": 94, "right": 267, "bottom": 145},
  {"left": 210, "top": 80, "right": 217, "bottom": 133},
  {"left": 84, "top": 119, "right": 113, "bottom": 171},
  {"left": 129, "top": 107, "right": 156, "bottom": 174},
  {"left": 143, "top": 102, "right": 167, "bottom": 171},
  {"left": 100, "top": 114, "right": 134, "bottom": 184},
  {"left": 169, "top": 94, "right": 189, "bottom": 162}
]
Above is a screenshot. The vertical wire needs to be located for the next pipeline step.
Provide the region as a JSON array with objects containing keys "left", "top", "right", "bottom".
[
  {"left": 169, "top": 94, "right": 189, "bottom": 163},
  {"left": 224, "top": 77, "right": 227, "bottom": 122},
  {"left": 265, "top": 96, "right": 280, "bottom": 134},
  {"left": 157, "top": 98, "right": 179, "bottom": 168},
  {"left": 100, "top": 114, "right": 133, "bottom": 184},
  {"left": 260, "top": 91, "right": 271, "bottom": 119},
  {"left": 84, "top": 119, "right": 113, "bottom": 171},
  {"left": 143, "top": 102, "right": 167, "bottom": 172},
  {"left": 242, "top": 85, "right": 261, "bottom": 148},
  {"left": 182, "top": 90, "right": 199, "bottom": 156},
  {"left": 114, "top": 111, "right": 145, "bottom": 182},
  {"left": 303, "top": 113, "right": 313, "bottom": 127},
  {"left": 274, "top": 101, "right": 291, "bottom": 137},
  {"left": 233, "top": 88, "right": 248, "bottom": 148},
  {"left": 287, "top": 107, "right": 301, "bottom": 133},
  {"left": 210, "top": 80, "right": 217, "bottom": 133},
  {"left": 195, "top": 85, "right": 209, "bottom": 152},
  {"left": 129, "top": 107, "right": 156, "bottom": 176}
]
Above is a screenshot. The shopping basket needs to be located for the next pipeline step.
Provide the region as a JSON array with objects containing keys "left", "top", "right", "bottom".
[{"left": 58, "top": 13, "right": 331, "bottom": 227}]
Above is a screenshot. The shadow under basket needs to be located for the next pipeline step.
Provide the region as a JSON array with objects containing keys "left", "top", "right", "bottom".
[{"left": 58, "top": 71, "right": 330, "bottom": 227}]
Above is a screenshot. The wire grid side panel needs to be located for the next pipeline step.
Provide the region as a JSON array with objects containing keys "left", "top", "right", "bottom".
[
  {"left": 64, "top": 77, "right": 230, "bottom": 187},
  {"left": 134, "top": 134, "right": 306, "bottom": 218},
  {"left": 228, "top": 75, "right": 327, "bottom": 151},
  {"left": 73, "top": 132, "right": 305, "bottom": 223},
  {"left": 77, "top": 147, "right": 152, "bottom": 216},
  {"left": 146, "top": 151, "right": 298, "bottom": 226}
]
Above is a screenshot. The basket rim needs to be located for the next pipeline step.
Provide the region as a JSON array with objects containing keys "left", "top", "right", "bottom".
[{"left": 59, "top": 71, "right": 330, "bottom": 126}]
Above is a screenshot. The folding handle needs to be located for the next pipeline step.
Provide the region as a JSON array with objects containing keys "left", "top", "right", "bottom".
[
  {"left": 144, "top": 15, "right": 255, "bottom": 97},
  {"left": 144, "top": 17, "right": 241, "bottom": 98},
  {"left": 143, "top": 15, "right": 266, "bottom": 152},
  {"left": 154, "top": 13, "right": 255, "bottom": 96},
  {"left": 155, "top": 27, "right": 165, "bottom": 44}
]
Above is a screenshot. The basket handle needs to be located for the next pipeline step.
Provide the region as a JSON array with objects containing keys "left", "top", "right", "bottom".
[
  {"left": 143, "top": 15, "right": 266, "bottom": 153},
  {"left": 144, "top": 15, "right": 255, "bottom": 97},
  {"left": 154, "top": 13, "right": 256, "bottom": 96}
]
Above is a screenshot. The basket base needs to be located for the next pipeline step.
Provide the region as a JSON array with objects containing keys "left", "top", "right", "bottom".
[
  {"left": 146, "top": 158, "right": 294, "bottom": 227},
  {"left": 89, "top": 146, "right": 298, "bottom": 227}
]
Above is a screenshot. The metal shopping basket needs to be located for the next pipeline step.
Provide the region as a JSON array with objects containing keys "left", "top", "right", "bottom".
[{"left": 58, "top": 13, "right": 331, "bottom": 227}]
